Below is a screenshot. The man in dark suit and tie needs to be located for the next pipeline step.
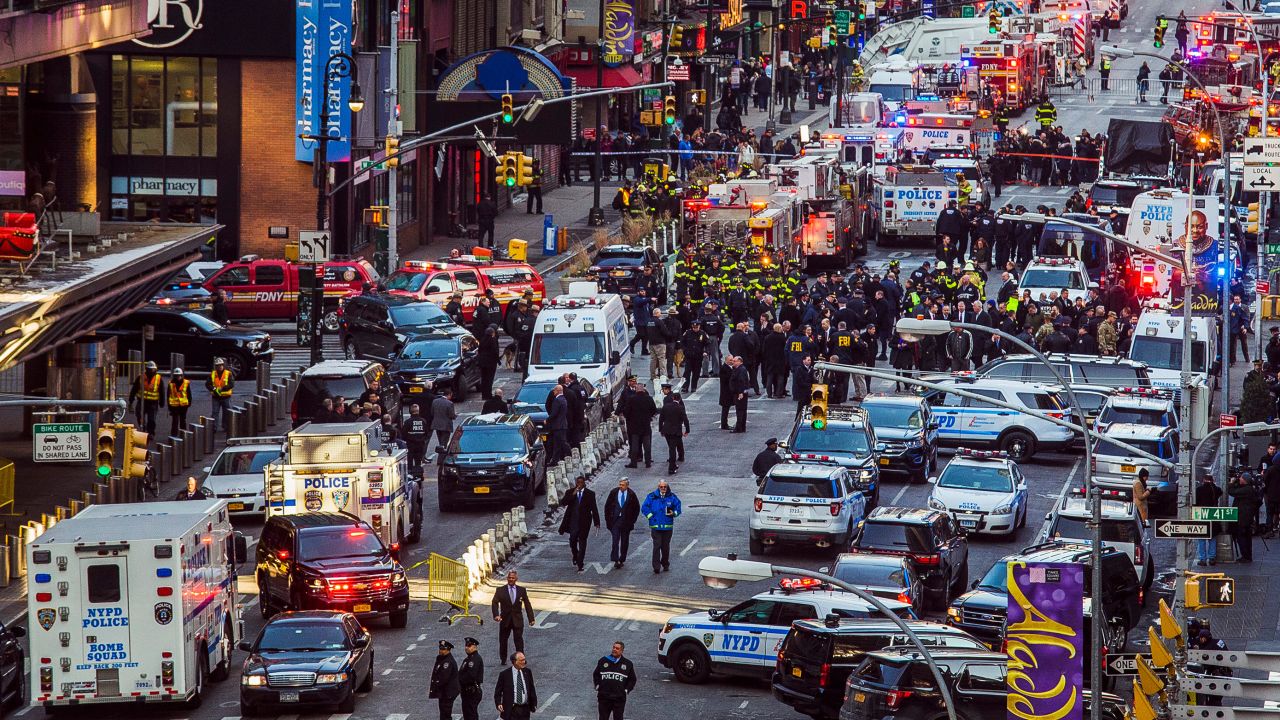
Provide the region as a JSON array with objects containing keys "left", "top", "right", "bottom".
[
  {"left": 558, "top": 475, "right": 600, "bottom": 572},
  {"left": 604, "top": 478, "right": 641, "bottom": 569},
  {"left": 494, "top": 651, "right": 537, "bottom": 720},
  {"left": 491, "top": 571, "right": 535, "bottom": 663}
]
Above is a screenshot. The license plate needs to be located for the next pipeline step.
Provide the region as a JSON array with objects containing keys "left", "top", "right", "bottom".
[
  {"left": 960, "top": 519, "right": 978, "bottom": 529},
  {"left": 227, "top": 502, "right": 245, "bottom": 511},
  {"left": 789, "top": 506, "right": 807, "bottom": 515},
  {"left": 879, "top": 457, "right": 890, "bottom": 466},
  {"left": 353, "top": 603, "right": 372, "bottom": 613},
  {"left": 474, "top": 486, "right": 490, "bottom": 494},
  {"left": 1121, "top": 464, "right": 1136, "bottom": 473},
  {"left": 855, "top": 692, "right": 866, "bottom": 703},
  {"left": 610, "top": 270, "right": 628, "bottom": 277},
  {"left": 409, "top": 386, "right": 424, "bottom": 393},
  {"left": 279, "top": 691, "right": 300, "bottom": 703},
  {"left": 792, "top": 667, "right": 803, "bottom": 678}
]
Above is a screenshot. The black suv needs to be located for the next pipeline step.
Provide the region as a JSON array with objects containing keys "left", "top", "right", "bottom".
[
  {"left": 387, "top": 331, "right": 481, "bottom": 401},
  {"left": 841, "top": 647, "right": 1131, "bottom": 720},
  {"left": 437, "top": 414, "right": 546, "bottom": 511},
  {"left": 102, "top": 307, "right": 274, "bottom": 379},
  {"left": 860, "top": 394, "right": 939, "bottom": 483},
  {"left": 850, "top": 507, "right": 969, "bottom": 611},
  {"left": 786, "top": 405, "right": 881, "bottom": 508},
  {"left": 255, "top": 514, "right": 410, "bottom": 627},
  {"left": 591, "top": 244, "right": 666, "bottom": 300},
  {"left": 772, "top": 619, "right": 986, "bottom": 720},
  {"left": 339, "top": 293, "right": 466, "bottom": 362},
  {"left": 946, "top": 541, "right": 1142, "bottom": 687},
  {"left": 292, "top": 360, "right": 402, "bottom": 426}
]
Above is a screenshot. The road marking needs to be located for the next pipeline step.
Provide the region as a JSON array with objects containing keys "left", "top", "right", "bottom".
[
  {"left": 277, "top": 715, "right": 298, "bottom": 720},
  {"left": 418, "top": 634, "right": 429, "bottom": 641},
  {"left": 395, "top": 655, "right": 405, "bottom": 662},
  {"left": 405, "top": 644, "right": 417, "bottom": 651},
  {"left": 679, "top": 539, "right": 698, "bottom": 556},
  {"left": 590, "top": 561, "right": 615, "bottom": 574},
  {"left": 613, "top": 609, "right": 635, "bottom": 631},
  {"left": 542, "top": 692, "right": 561, "bottom": 708},
  {"left": 13, "top": 709, "right": 30, "bottom": 718},
  {"left": 890, "top": 482, "right": 911, "bottom": 506},
  {"left": 218, "top": 716, "right": 238, "bottom": 720},
  {"left": 382, "top": 668, "right": 394, "bottom": 676},
  {"left": 739, "top": 700, "right": 750, "bottom": 709},
  {"left": 1037, "top": 457, "right": 1083, "bottom": 541},
  {"left": 330, "top": 714, "right": 351, "bottom": 720},
  {"left": 388, "top": 714, "right": 409, "bottom": 720}
]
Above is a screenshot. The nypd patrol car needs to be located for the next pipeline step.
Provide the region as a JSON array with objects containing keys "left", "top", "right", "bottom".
[
  {"left": 657, "top": 582, "right": 914, "bottom": 683},
  {"left": 750, "top": 462, "right": 867, "bottom": 555},
  {"left": 926, "top": 449, "right": 1028, "bottom": 536},
  {"left": 1018, "top": 257, "right": 1093, "bottom": 303},
  {"left": 923, "top": 378, "right": 1075, "bottom": 461}
]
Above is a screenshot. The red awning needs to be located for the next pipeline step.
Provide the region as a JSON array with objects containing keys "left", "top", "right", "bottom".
[{"left": 560, "top": 64, "right": 644, "bottom": 88}]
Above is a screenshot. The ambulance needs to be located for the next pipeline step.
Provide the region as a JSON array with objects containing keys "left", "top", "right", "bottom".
[
  {"left": 527, "top": 283, "right": 630, "bottom": 405},
  {"left": 28, "top": 500, "right": 246, "bottom": 710},
  {"left": 899, "top": 114, "right": 974, "bottom": 155},
  {"left": 264, "top": 421, "right": 421, "bottom": 548}
]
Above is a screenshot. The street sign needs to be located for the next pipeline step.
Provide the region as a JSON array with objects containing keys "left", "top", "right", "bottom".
[
  {"left": 1243, "top": 163, "right": 1280, "bottom": 190},
  {"left": 1220, "top": 413, "right": 1238, "bottom": 427},
  {"left": 667, "top": 64, "right": 690, "bottom": 81},
  {"left": 298, "top": 231, "right": 331, "bottom": 263},
  {"left": 834, "top": 9, "right": 850, "bottom": 25},
  {"left": 1260, "top": 280, "right": 1272, "bottom": 294},
  {"left": 33, "top": 423, "right": 91, "bottom": 462},
  {"left": 1104, "top": 652, "right": 1151, "bottom": 676},
  {"left": 961, "top": 4, "right": 975, "bottom": 16},
  {"left": 1243, "top": 137, "right": 1280, "bottom": 165},
  {"left": 1192, "top": 506, "right": 1238, "bottom": 522},
  {"left": 1154, "top": 519, "right": 1211, "bottom": 539}
]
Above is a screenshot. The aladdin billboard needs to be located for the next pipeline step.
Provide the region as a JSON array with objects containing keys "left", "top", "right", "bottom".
[{"left": 1006, "top": 561, "right": 1084, "bottom": 720}]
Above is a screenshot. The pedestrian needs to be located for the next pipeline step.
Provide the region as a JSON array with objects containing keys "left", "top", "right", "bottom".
[
  {"left": 1175, "top": 12, "right": 1189, "bottom": 56},
  {"left": 429, "top": 640, "right": 461, "bottom": 720},
  {"left": 1190, "top": 630, "right": 1229, "bottom": 706},
  {"left": 558, "top": 475, "right": 600, "bottom": 572},
  {"left": 731, "top": 355, "right": 751, "bottom": 432},
  {"left": 648, "top": 308, "right": 669, "bottom": 382},
  {"left": 1229, "top": 295, "right": 1252, "bottom": 364},
  {"left": 641, "top": 480, "right": 682, "bottom": 573},
  {"left": 1195, "top": 474, "right": 1223, "bottom": 565},
  {"left": 525, "top": 160, "right": 543, "bottom": 214},
  {"left": 621, "top": 383, "right": 657, "bottom": 469},
  {"left": 209, "top": 289, "right": 230, "bottom": 325},
  {"left": 206, "top": 357, "right": 234, "bottom": 434},
  {"left": 658, "top": 383, "right": 690, "bottom": 474},
  {"left": 680, "top": 320, "right": 709, "bottom": 392},
  {"left": 490, "top": 571, "right": 535, "bottom": 662},
  {"left": 403, "top": 403, "right": 428, "bottom": 471},
  {"left": 1132, "top": 468, "right": 1151, "bottom": 524},
  {"left": 1136, "top": 61, "right": 1150, "bottom": 103},
  {"left": 458, "top": 637, "right": 485, "bottom": 720},
  {"left": 174, "top": 475, "right": 214, "bottom": 500},
  {"left": 593, "top": 641, "right": 638, "bottom": 720},
  {"left": 1099, "top": 55, "right": 1111, "bottom": 92},
  {"left": 494, "top": 651, "right": 537, "bottom": 720},
  {"left": 792, "top": 355, "right": 814, "bottom": 419},
  {"left": 431, "top": 387, "right": 457, "bottom": 448},
  {"left": 1158, "top": 65, "right": 1173, "bottom": 103},
  {"left": 167, "top": 368, "right": 190, "bottom": 438},
  {"left": 547, "top": 384, "right": 570, "bottom": 464},
  {"left": 604, "top": 478, "right": 641, "bottom": 568},
  {"left": 717, "top": 355, "right": 735, "bottom": 430},
  {"left": 477, "top": 194, "right": 497, "bottom": 249},
  {"left": 482, "top": 388, "right": 510, "bottom": 414},
  {"left": 478, "top": 326, "right": 501, "bottom": 399},
  {"left": 129, "top": 360, "right": 164, "bottom": 437},
  {"left": 1228, "top": 472, "right": 1260, "bottom": 562},
  {"left": 752, "top": 437, "right": 783, "bottom": 479}
]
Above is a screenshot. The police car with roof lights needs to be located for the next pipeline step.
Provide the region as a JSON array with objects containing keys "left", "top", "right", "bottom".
[
  {"left": 784, "top": 405, "right": 881, "bottom": 507},
  {"left": 922, "top": 379, "right": 1075, "bottom": 461},
  {"left": 926, "top": 449, "right": 1028, "bottom": 536},
  {"left": 750, "top": 462, "right": 867, "bottom": 555},
  {"left": 1091, "top": 423, "right": 1178, "bottom": 516},
  {"left": 1095, "top": 388, "right": 1179, "bottom": 435},
  {"left": 1039, "top": 490, "right": 1153, "bottom": 591},
  {"left": 656, "top": 582, "right": 914, "bottom": 684},
  {"left": 1017, "top": 257, "right": 1094, "bottom": 303}
]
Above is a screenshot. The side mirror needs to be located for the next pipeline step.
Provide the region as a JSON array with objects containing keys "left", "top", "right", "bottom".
[
  {"left": 819, "top": 566, "right": 830, "bottom": 574},
  {"left": 188, "top": 327, "right": 200, "bottom": 335},
  {"left": 202, "top": 466, "right": 212, "bottom": 474},
  {"left": 11, "top": 627, "right": 23, "bottom": 638},
  {"left": 609, "top": 351, "right": 622, "bottom": 366},
  {"left": 435, "top": 446, "right": 447, "bottom": 454},
  {"left": 353, "top": 634, "right": 371, "bottom": 648},
  {"left": 238, "top": 640, "right": 254, "bottom": 652},
  {"left": 927, "top": 476, "right": 938, "bottom": 484},
  {"left": 1044, "top": 512, "right": 1052, "bottom": 521},
  {"left": 970, "top": 579, "right": 980, "bottom": 590},
  {"left": 928, "top": 420, "right": 940, "bottom": 430},
  {"left": 1017, "top": 482, "right": 1027, "bottom": 491},
  {"left": 233, "top": 534, "right": 248, "bottom": 564},
  {"left": 778, "top": 441, "right": 789, "bottom": 450}
]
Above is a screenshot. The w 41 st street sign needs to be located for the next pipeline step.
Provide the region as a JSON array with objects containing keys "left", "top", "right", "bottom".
[{"left": 1192, "top": 506, "right": 1238, "bottom": 522}]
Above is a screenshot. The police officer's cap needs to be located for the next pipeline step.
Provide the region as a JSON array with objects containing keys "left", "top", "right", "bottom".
[
  {"left": 690, "top": 319, "right": 702, "bottom": 326},
  {"left": 439, "top": 640, "right": 454, "bottom": 650},
  {"left": 465, "top": 637, "right": 479, "bottom": 647},
  {"left": 765, "top": 437, "right": 778, "bottom": 446}
]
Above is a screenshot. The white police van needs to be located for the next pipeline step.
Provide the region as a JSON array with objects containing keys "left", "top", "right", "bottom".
[
  {"left": 923, "top": 378, "right": 1075, "bottom": 461},
  {"left": 527, "top": 281, "right": 630, "bottom": 406},
  {"left": 657, "top": 582, "right": 913, "bottom": 683},
  {"left": 926, "top": 449, "right": 1028, "bottom": 536},
  {"left": 749, "top": 462, "right": 867, "bottom": 555}
]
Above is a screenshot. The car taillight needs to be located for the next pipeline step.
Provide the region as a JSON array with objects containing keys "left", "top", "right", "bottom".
[
  {"left": 914, "top": 553, "right": 941, "bottom": 566},
  {"left": 754, "top": 498, "right": 763, "bottom": 512},
  {"left": 39, "top": 667, "right": 52, "bottom": 694},
  {"left": 897, "top": 591, "right": 911, "bottom": 604},
  {"left": 884, "top": 200, "right": 894, "bottom": 208},
  {"left": 1085, "top": 197, "right": 1093, "bottom": 209},
  {"left": 887, "top": 689, "right": 914, "bottom": 709},
  {"left": 1134, "top": 543, "right": 1143, "bottom": 565},
  {"left": 830, "top": 501, "right": 843, "bottom": 517},
  {"left": 819, "top": 662, "right": 831, "bottom": 688},
  {"left": 162, "top": 660, "right": 175, "bottom": 687}
]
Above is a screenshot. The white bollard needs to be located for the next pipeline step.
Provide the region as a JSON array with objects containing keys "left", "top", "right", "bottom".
[
  {"left": 511, "top": 506, "right": 528, "bottom": 544},
  {"left": 479, "top": 533, "right": 494, "bottom": 575},
  {"left": 583, "top": 437, "right": 598, "bottom": 471},
  {"left": 465, "top": 545, "right": 482, "bottom": 589},
  {"left": 546, "top": 467, "right": 560, "bottom": 508},
  {"left": 500, "top": 511, "right": 514, "bottom": 548},
  {"left": 492, "top": 521, "right": 509, "bottom": 562}
]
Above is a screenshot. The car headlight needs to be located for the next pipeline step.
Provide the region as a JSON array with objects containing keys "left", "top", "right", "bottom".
[
  {"left": 316, "top": 673, "right": 349, "bottom": 685},
  {"left": 391, "top": 570, "right": 407, "bottom": 587},
  {"left": 947, "top": 607, "right": 961, "bottom": 622},
  {"left": 904, "top": 436, "right": 923, "bottom": 448},
  {"left": 857, "top": 469, "right": 875, "bottom": 482},
  {"left": 242, "top": 674, "right": 267, "bottom": 687},
  {"left": 440, "top": 465, "right": 458, "bottom": 478},
  {"left": 993, "top": 503, "right": 1014, "bottom": 515},
  {"left": 245, "top": 339, "right": 264, "bottom": 352},
  {"left": 927, "top": 497, "right": 946, "bottom": 511}
]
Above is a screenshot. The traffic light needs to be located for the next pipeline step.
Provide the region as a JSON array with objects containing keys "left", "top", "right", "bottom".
[
  {"left": 95, "top": 425, "right": 116, "bottom": 478},
  {"left": 670, "top": 25, "right": 684, "bottom": 51},
  {"left": 857, "top": 7, "right": 866, "bottom": 20},
  {"left": 988, "top": 9, "right": 1001, "bottom": 34},
  {"left": 500, "top": 93, "right": 514, "bottom": 124},
  {"left": 384, "top": 136, "right": 400, "bottom": 169},
  {"left": 121, "top": 426, "right": 149, "bottom": 481},
  {"left": 1154, "top": 18, "right": 1168, "bottom": 48},
  {"left": 809, "top": 383, "right": 829, "bottom": 430},
  {"left": 663, "top": 95, "right": 678, "bottom": 125},
  {"left": 1248, "top": 201, "right": 1262, "bottom": 234},
  {"left": 826, "top": 23, "right": 838, "bottom": 46},
  {"left": 1186, "top": 573, "right": 1236, "bottom": 609},
  {"left": 515, "top": 153, "right": 534, "bottom": 187},
  {"left": 496, "top": 152, "right": 518, "bottom": 187}
]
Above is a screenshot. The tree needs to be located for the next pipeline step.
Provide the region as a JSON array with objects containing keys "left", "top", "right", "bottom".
[{"left": 1239, "top": 372, "right": 1274, "bottom": 425}]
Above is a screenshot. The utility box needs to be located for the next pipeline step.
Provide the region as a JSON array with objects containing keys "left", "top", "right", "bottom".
[{"left": 509, "top": 238, "right": 528, "bottom": 261}]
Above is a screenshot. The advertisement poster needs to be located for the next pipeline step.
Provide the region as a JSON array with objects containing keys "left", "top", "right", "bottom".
[
  {"left": 1006, "top": 561, "right": 1084, "bottom": 720},
  {"left": 602, "top": 0, "right": 635, "bottom": 67},
  {"left": 295, "top": 0, "right": 354, "bottom": 162}
]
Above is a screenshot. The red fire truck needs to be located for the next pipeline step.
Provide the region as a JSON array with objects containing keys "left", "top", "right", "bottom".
[{"left": 960, "top": 38, "right": 1045, "bottom": 111}]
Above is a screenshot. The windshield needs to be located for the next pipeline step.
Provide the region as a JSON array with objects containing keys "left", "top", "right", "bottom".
[
  {"left": 399, "top": 338, "right": 458, "bottom": 360},
  {"left": 211, "top": 449, "right": 280, "bottom": 476},
  {"left": 182, "top": 312, "right": 223, "bottom": 333},
  {"left": 384, "top": 270, "right": 427, "bottom": 293},
  {"left": 857, "top": 522, "right": 934, "bottom": 553},
  {"left": 296, "top": 376, "right": 369, "bottom": 410},
  {"left": 848, "top": 99, "right": 880, "bottom": 124},
  {"left": 298, "top": 527, "right": 385, "bottom": 561},
  {"left": 514, "top": 383, "right": 556, "bottom": 407},
  {"left": 977, "top": 560, "right": 1009, "bottom": 592},
  {"left": 870, "top": 83, "right": 910, "bottom": 102},
  {"left": 1038, "top": 228, "right": 1105, "bottom": 266},
  {"left": 761, "top": 475, "right": 838, "bottom": 499},
  {"left": 1094, "top": 438, "right": 1164, "bottom": 459},
  {"left": 452, "top": 427, "right": 525, "bottom": 454},
  {"left": 388, "top": 303, "right": 452, "bottom": 327},
  {"left": 1090, "top": 185, "right": 1142, "bottom": 206},
  {"left": 257, "top": 622, "right": 350, "bottom": 652},
  {"left": 937, "top": 464, "right": 1013, "bottom": 492},
  {"left": 1129, "top": 336, "right": 1209, "bottom": 372},
  {"left": 1098, "top": 405, "right": 1166, "bottom": 427},
  {"left": 792, "top": 426, "right": 872, "bottom": 456},
  {"left": 1020, "top": 269, "right": 1085, "bottom": 290},
  {"left": 863, "top": 403, "right": 924, "bottom": 430},
  {"left": 531, "top": 332, "right": 606, "bottom": 364},
  {"left": 832, "top": 559, "right": 908, "bottom": 588},
  {"left": 1052, "top": 516, "right": 1141, "bottom": 543}
]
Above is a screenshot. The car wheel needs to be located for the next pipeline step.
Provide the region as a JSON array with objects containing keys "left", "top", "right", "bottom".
[
  {"left": 322, "top": 308, "right": 341, "bottom": 333},
  {"left": 911, "top": 467, "right": 927, "bottom": 484},
  {"left": 389, "top": 610, "right": 409, "bottom": 628},
  {"left": 223, "top": 353, "right": 248, "bottom": 380},
  {"left": 186, "top": 652, "right": 207, "bottom": 709},
  {"left": 1000, "top": 430, "right": 1036, "bottom": 461},
  {"left": 344, "top": 339, "right": 358, "bottom": 360},
  {"left": 358, "top": 655, "right": 375, "bottom": 692},
  {"left": 1017, "top": 502, "right": 1027, "bottom": 530},
  {"left": 953, "top": 561, "right": 968, "bottom": 598},
  {"left": 337, "top": 680, "right": 356, "bottom": 713},
  {"left": 6, "top": 653, "right": 22, "bottom": 710},
  {"left": 749, "top": 534, "right": 766, "bottom": 556},
  {"left": 209, "top": 620, "right": 234, "bottom": 681},
  {"left": 670, "top": 643, "right": 712, "bottom": 684},
  {"left": 929, "top": 576, "right": 950, "bottom": 611},
  {"left": 408, "top": 506, "right": 423, "bottom": 544}
]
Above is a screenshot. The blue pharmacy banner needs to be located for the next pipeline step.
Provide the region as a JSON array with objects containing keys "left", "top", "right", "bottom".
[{"left": 295, "top": 0, "right": 353, "bottom": 162}]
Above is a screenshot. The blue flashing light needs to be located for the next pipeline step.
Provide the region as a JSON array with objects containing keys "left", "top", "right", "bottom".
[
  {"left": 157, "top": 567, "right": 174, "bottom": 578},
  {"left": 34, "top": 573, "right": 50, "bottom": 583}
]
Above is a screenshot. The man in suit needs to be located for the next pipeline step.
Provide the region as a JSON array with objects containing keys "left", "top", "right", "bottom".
[
  {"left": 491, "top": 571, "right": 536, "bottom": 662},
  {"left": 558, "top": 475, "right": 600, "bottom": 572},
  {"left": 730, "top": 355, "right": 752, "bottom": 433},
  {"left": 493, "top": 651, "right": 537, "bottom": 720},
  {"left": 604, "top": 478, "right": 641, "bottom": 568}
]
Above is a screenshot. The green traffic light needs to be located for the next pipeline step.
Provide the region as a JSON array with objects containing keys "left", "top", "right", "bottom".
[
  {"left": 502, "top": 112, "right": 513, "bottom": 123},
  {"left": 811, "top": 418, "right": 826, "bottom": 430},
  {"left": 505, "top": 176, "right": 516, "bottom": 187},
  {"left": 665, "top": 115, "right": 675, "bottom": 125},
  {"left": 96, "top": 465, "right": 111, "bottom": 477}
]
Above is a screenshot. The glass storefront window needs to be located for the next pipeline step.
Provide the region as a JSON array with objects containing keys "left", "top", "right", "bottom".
[
  {"left": 129, "top": 57, "right": 164, "bottom": 156},
  {"left": 201, "top": 58, "right": 218, "bottom": 155},
  {"left": 167, "top": 57, "right": 199, "bottom": 156},
  {"left": 111, "top": 55, "right": 218, "bottom": 159}
]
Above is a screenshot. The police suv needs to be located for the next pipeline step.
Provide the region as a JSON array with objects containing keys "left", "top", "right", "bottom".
[
  {"left": 750, "top": 462, "right": 867, "bottom": 555},
  {"left": 1018, "top": 257, "right": 1093, "bottom": 303},
  {"left": 784, "top": 405, "right": 880, "bottom": 507},
  {"left": 1095, "top": 387, "right": 1179, "bottom": 435},
  {"left": 1039, "top": 490, "right": 1153, "bottom": 590},
  {"left": 923, "top": 378, "right": 1075, "bottom": 461},
  {"left": 657, "top": 581, "right": 913, "bottom": 684},
  {"left": 926, "top": 449, "right": 1028, "bottom": 536}
]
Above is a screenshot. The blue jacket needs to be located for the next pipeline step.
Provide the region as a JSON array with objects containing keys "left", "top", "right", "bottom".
[
  {"left": 641, "top": 489, "right": 682, "bottom": 530},
  {"left": 1229, "top": 303, "right": 1250, "bottom": 335}
]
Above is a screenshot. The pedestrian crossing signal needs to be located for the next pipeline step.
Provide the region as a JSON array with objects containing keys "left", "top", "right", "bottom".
[
  {"left": 1186, "top": 573, "right": 1235, "bottom": 609},
  {"left": 809, "top": 384, "right": 829, "bottom": 430},
  {"left": 663, "top": 95, "right": 677, "bottom": 125},
  {"left": 500, "top": 93, "right": 514, "bottom": 124}
]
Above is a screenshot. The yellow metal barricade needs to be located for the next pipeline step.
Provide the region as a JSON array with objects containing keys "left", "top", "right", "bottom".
[
  {"left": 0, "top": 459, "right": 13, "bottom": 515},
  {"left": 410, "top": 552, "right": 481, "bottom": 626}
]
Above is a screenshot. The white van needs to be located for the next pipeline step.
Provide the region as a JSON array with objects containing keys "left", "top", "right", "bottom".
[
  {"left": 528, "top": 281, "right": 630, "bottom": 406},
  {"left": 1129, "top": 305, "right": 1217, "bottom": 394}
]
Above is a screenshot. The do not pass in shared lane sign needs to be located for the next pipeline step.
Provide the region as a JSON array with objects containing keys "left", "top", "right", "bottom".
[{"left": 32, "top": 423, "right": 91, "bottom": 462}]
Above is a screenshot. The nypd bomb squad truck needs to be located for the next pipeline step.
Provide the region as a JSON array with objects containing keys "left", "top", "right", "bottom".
[
  {"left": 264, "top": 421, "right": 422, "bottom": 548},
  {"left": 27, "top": 499, "right": 247, "bottom": 710},
  {"left": 872, "top": 165, "right": 957, "bottom": 245}
]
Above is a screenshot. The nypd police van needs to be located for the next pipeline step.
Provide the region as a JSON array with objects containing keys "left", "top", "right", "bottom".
[
  {"left": 527, "top": 282, "right": 630, "bottom": 406},
  {"left": 749, "top": 462, "right": 867, "bottom": 555},
  {"left": 657, "top": 583, "right": 913, "bottom": 683},
  {"left": 27, "top": 499, "right": 247, "bottom": 710},
  {"left": 923, "top": 378, "right": 1075, "bottom": 461}
]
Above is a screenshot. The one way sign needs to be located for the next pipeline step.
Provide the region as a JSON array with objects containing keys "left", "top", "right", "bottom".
[
  {"left": 1104, "top": 652, "right": 1151, "bottom": 676},
  {"left": 1154, "top": 520, "right": 1211, "bottom": 539}
]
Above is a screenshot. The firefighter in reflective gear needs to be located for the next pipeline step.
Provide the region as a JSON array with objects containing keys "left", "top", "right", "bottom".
[
  {"left": 936, "top": 264, "right": 959, "bottom": 302},
  {"left": 956, "top": 173, "right": 974, "bottom": 206},
  {"left": 674, "top": 248, "right": 700, "bottom": 301},
  {"left": 743, "top": 253, "right": 766, "bottom": 294},
  {"left": 206, "top": 357, "right": 235, "bottom": 434},
  {"left": 850, "top": 61, "right": 866, "bottom": 90},
  {"left": 1035, "top": 97, "right": 1057, "bottom": 130},
  {"left": 168, "top": 368, "right": 191, "bottom": 438},
  {"left": 128, "top": 360, "right": 164, "bottom": 437},
  {"left": 994, "top": 106, "right": 1010, "bottom": 133}
]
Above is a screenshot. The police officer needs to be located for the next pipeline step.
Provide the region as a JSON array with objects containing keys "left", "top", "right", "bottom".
[
  {"left": 403, "top": 403, "right": 429, "bottom": 472},
  {"left": 429, "top": 640, "right": 461, "bottom": 720},
  {"left": 458, "top": 637, "right": 485, "bottom": 720},
  {"left": 206, "top": 357, "right": 234, "bottom": 434},
  {"left": 526, "top": 159, "right": 544, "bottom": 214},
  {"left": 593, "top": 640, "right": 638, "bottom": 720}
]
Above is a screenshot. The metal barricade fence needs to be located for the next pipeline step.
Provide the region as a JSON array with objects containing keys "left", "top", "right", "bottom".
[
  {"left": 1048, "top": 77, "right": 1186, "bottom": 99},
  {"left": 0, "top": 459, "right": 15, "bottom": 515},
  {"left": 414, "top": 552, "right": 482, "bottom": 626}
]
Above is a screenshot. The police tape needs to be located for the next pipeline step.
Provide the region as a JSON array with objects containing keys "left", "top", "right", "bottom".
[{"left": 992, "top": 151, "right": 1101, "bottom": 163}]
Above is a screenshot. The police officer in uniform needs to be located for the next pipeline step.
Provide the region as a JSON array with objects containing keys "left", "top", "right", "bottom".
[
  {"left": 403, "top": 403, "right": 429, "bottom": 472},
  {"left": 129, "top": 360, "right": 165, "bottom": 437},
  {"left": 593, "top": 641, "right": 638, "bottom": 720},
  {"left": 458, "top": 637, "right": 485, "bottom": 720},
  {"left": 429, "top": 640, "right": 461, "bottom": 720}
]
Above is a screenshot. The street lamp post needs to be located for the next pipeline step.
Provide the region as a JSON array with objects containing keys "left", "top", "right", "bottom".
[
  {"left": 309, "top": 52, "right": 364, "bottom": 364},
  {"left": 697, "top": 555, "right": 957, "bottom": 720}
]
